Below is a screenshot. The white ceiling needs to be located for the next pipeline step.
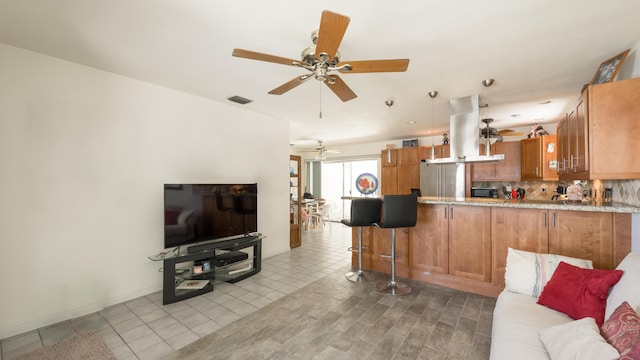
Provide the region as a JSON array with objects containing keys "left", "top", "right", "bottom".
[{"left": 1, "top": 0, "right": 639, "bottom": 151}]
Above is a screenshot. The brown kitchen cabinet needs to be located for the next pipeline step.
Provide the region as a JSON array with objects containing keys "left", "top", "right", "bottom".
[
  {"left": 354, "top": 202, "right": 631, "bottom": 298},
  {"left": 380, "top": 147, "right": 420, "bottom": 195},
  {"left": 548, "top": 210, "right": 614, "bottom": 270},
  {"left": 472, "top": 141, "right": 521, "bottom": 181},
  {"left": 397, "top": 147, "right": 420, "bottom": 165},
  {"left": 380, "top": 166, "right": 398, "bottom": 195},
  {"left": 520, "top": 135, "right": 558, "bottom": 181},
  {"left": 558, "top": 77, "right": 640, "bottom": 180},
  {"left": 410, "top": 204, "right": 449, "bottom": 275},
  {"left": 448, "top": 205, "right": 492, "bottom": 282},
  {"left": 397, "top": 165, "right": 420, "bottom": 195},
  {"left": 419, "top": 144, "right": 450, "bottom": 160},
  {"left": 381, "top": 149, "right": 397, "bottom": 167},
  {"left": 491, "top": 207, "right": 549, "bottom": 287}
]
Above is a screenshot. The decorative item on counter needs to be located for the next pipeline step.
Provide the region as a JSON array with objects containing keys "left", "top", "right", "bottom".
[
  {"left": 502, "top": 185, "right": 512, "bottom": 199},
  {"left": 603, "top": 187, "right": 613, "bottom": 204},
  {"left": 442, "top": 133, "right": 449, "bottom": 145},
  {"left": 528, "top": 124, "right": 549, "bottom": 138},
  {"left": 566, "top": 184, "right": 584, "bottom": 202},
  {"left": 509, "top": 188, "right": 526, "bottom": 200}
]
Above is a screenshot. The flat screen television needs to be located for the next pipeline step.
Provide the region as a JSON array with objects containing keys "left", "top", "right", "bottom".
[{"left": 164, "top": 183, "right": 257, "bottom": 249}]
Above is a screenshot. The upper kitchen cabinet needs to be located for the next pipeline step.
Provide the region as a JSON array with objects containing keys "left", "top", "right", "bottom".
[
  {"left": 419, "top": 144, "right": 450, "bottom": 160},
  {"left": 520, "top": 135, "right": 558, "bottom": 181},
  {"left": 381, "top": 148, "right": 397, "bottom": 167},
  {"left": 397, "top": 147, "right": 420, "bottom": 165},
  {"left": 472, "top": 141, "right": 521, "bottom": 181},
  {"left": 381, "top": 147, "right": 420, "bottom": 195},
  {"left": 557, "top": 77, "right": 640, "bottom": 180}
]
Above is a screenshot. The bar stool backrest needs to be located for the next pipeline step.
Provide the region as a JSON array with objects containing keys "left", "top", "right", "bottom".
[
  {"left": 341, "top": 198, "right": 382, "bottom": 227},
  {"left": 377, "top": 194, "right": 418, "bottom": 229}
]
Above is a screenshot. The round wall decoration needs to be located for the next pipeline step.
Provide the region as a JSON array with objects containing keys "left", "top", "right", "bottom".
[{"left": 355, "top": 173, "right": 378, "bottom": 195}]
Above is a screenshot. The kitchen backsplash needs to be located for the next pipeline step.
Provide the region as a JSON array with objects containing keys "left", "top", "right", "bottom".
[{"left": 472, "top": 179, "right": 640, "bottom": 207}]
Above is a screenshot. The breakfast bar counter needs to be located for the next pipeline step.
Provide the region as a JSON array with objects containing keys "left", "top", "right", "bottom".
[
  {"left": 347, "top": 196, "right": 634, "bottom": 297},
  {"left": 416, "top": 196, "right": 640, "bottom": 213}
]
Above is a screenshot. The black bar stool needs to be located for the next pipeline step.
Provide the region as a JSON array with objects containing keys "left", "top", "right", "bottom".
[
  {"left": 341, "top": 198, "right": 382, "bottom": 283},
  {"left": 375, "top": 194, "right": 418, "bottom": 295}
]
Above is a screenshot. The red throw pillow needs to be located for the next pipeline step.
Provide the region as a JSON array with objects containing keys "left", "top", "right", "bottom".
[
  {"left": 601, "top": 301, "right": 640, "bottom": 359},
  {"left": 164, "top": 210, "right": 180, "bottom": 225},
  {"left": 537, "top": 261, "right": 623, "bottom": 326}
]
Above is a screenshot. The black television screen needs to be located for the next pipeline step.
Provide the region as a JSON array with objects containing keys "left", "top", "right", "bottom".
[{"left": 164, "top": 183, "right": 257, "bottom": 249}]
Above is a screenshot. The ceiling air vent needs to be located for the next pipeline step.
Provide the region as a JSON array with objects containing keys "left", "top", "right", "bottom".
[{"left": 227, "top": 95, "right": 253, "bottom": 105}]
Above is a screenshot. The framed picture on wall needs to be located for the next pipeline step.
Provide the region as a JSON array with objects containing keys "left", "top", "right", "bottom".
[
  {"left": 590, "top": 49, "right": 630, "bottom": 85},
  {"left": 402, "top": 139, "right": 418, "bottom": 148}
]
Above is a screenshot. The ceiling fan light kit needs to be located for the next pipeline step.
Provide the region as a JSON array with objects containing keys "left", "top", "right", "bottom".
[{"left": 232, "top": 10, "right": 410, "bottom": 102}]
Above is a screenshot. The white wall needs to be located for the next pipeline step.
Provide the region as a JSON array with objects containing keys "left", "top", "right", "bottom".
[
  {"left": 618, "top": 40, "right": 640, "bottom": 79},
  {"left": 0, "top": 44, "right": 290, "bottom": 339}
]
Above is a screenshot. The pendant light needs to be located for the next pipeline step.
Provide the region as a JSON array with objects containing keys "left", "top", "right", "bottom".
[
  {"left": 385, "top": 99, "right": 394, "bottom": 163},
  {"left": 481, "top": 79, "right": 496, "bottom": 155},
  {"left": 428, "top": 91, "right": 438, "bottom": 160}
]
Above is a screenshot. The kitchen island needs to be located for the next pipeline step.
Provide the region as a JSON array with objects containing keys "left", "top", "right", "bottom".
[{"left": 349, "top": 196, "right": 637, "bottom": 297}]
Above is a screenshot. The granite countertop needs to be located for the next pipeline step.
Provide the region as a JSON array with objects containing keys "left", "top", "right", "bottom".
[{"left": 417, "top": 196, "right": 640, "bottom": 213}]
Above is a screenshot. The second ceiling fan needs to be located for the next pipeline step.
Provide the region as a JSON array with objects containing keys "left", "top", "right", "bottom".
[{"left": 232, "top": 10, "right": 410, "bottom": 102}]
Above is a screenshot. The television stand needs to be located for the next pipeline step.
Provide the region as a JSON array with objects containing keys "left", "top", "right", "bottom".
[{"left": 154, "top": 234, "right": 263, "bottom": 305}]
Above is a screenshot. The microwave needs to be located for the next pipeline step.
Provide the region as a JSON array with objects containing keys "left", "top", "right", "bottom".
[{"left": 471, "top": 187, "right": 498, "bottom": 198}]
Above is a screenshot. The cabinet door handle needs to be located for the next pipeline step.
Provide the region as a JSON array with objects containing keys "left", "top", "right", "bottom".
[
  {"left": 536, "top": 167, "right": 539, "bottom": 176},
  {"left": 570, "top": 155, "right": 574, "bottom": 169},
  {"left": 552, "top": 212, "right": 556, "bottom": 227},
  {"left": 450, "top": 208, "right": 453, "bottom": 220},
  {"left": 543, "top": 213, "right": 547, "bottom": 227},
  {"left": 444, "top": 207, "right": 448, "bottom": 219}
]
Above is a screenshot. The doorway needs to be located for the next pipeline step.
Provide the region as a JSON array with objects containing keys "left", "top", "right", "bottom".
[{"left": 307, "top": 158, "right": 379, "bottom": 222}]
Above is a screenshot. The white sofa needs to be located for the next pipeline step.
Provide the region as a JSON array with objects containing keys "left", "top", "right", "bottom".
[{"left": 490, "top": 251, "right": 640, "bottom": 360}]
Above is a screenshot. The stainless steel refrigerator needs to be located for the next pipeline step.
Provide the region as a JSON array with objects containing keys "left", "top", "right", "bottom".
[{"left": 419, "top": 162, "right": 466, "bottom": 199}]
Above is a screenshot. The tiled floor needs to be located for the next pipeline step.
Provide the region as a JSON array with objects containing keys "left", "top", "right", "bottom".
[
  {"left": 1, "top": 224, "right": 496, "bottom": 360},
  {"left": 0, "top": 223, "right": 352, "bottom": 360}
]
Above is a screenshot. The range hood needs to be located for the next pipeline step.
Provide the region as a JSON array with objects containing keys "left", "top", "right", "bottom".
[{"left": 424, "top": 94, "right": 504, "bottom": 164}]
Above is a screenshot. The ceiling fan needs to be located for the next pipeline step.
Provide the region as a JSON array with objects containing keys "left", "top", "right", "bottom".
[
  {"left": 232, "top": 10, "right": 410, "bottom": 102},
  {"left": 300, "top": 140, "right": 341, "bottom": 160},
  {"left": 480, "top": 118, "right": 526, "bottom": 142}
]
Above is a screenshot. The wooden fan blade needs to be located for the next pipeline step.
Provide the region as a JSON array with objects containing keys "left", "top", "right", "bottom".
[
  {"left": 499, "top": 131, "right": 526, "bottom": 136},
  {"left": 315, "top": 10, "right": 350, "bottom": 61},
  {"left": 268, "top": 76, "right": 311, "bottom": 95},
  {"left": 324, "top": 75, "right": 357, "bottom": 102},
  {"left": 232, "top": 48, "right": 298, "bottom": 66},
  {"left": 337, "top": 59, "right": 410, "bottom": 73}
]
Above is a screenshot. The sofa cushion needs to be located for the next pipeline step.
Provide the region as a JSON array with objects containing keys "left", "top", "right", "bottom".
[
  {"left": 505, "top": 248, "right": 593, "bottom": 298},
  {"left": 537, "top": 261, "right": 623, "bottom": 326},
  {"left": 606, "top": 253, "right": 640, "bottom": 320},
  {"left": 539, "top": 317, "right": 619, "bottom": 360},
  {"left": 490, "top": 291, "right": 573, "bottom": 360},
  {"left": 601, "top": 301, "right": 640, "bottom": 359}
]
